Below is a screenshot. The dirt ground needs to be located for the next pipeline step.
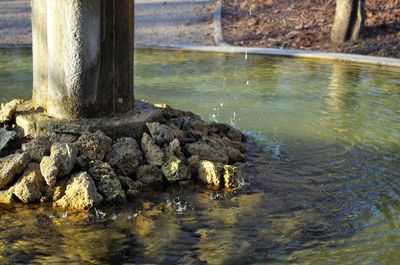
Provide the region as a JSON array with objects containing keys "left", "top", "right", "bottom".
[{"left": 222, "top": 0, "right": 400, "bottom": 58}]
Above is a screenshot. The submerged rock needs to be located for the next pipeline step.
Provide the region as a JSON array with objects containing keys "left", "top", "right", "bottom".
[
  {"left": 162, "top": 155, "right": 191, "bottom": 182},
  {"left": 76, "top": 131, "right": 112, "bottom": 161},
  {"left": 141, "top": 133, "right": 164, "bottom": 166},
  {"left": 198, "top": 160, "right": 224, "bottom": 187},
  {"left": 136, "top": 165, "right": 164, "bottom": 185},
  {"left": 13, "top": 163, "right": 46, "bottom": 203},
  {"left": 88, "top": 161, "right": 126, "bottom": 203},
  {"left": 106, "top": 137, "right": 142, "bottom": 175},
  {"left": 54, "top": 172, "right": 103, "bottom": 211},
  {"left": 0, "top": 152, "right": 30, "bottom": 189},
  {"left": 198, "top": 160, "right": 242, "bottom": 189},
  {"left": 146, "top": 122, "right": 175, "bottom": 146},
  {"left": 0, "top": 99, "right": 23, "bottom": 124},
  {"left": 223, "top": 165, "right": 242, "bottom": 189},
  {"left": 0, "top": 128, "right": 18, "bottom": 157},
  {"left": 22, "top": 137, "right": 51, "bottom": 163}
]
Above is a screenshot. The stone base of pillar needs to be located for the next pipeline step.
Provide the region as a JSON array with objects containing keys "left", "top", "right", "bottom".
[{"left": 15, "top": 101, "right": 161, "bottom": 141}]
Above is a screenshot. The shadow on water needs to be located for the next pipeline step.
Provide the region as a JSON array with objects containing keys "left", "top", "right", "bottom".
[{"left": 0, "top": 48, "right": 400, "bottom": 264}]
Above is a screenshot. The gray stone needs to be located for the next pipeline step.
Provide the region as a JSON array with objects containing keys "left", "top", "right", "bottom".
[
  {"left": 76, "top": 131, "right": 112, "bottom": 161},
  {"left": 198, "top": 160, "right": 224, "bottom": 187},
  {"left": 223, "top": 165, "right": 242, "bottom": 189},
  {"left": 141, "top": 133, "right": 164, "bottom": 166},
  {"left": 162, "top": 155, "right": 191, "bottom": 182},
  {"left": 184, "top": 141, "right": 229, "bottom": 164},
  {"left": 51, "top": 143, "right": 78, "bottom": 177},
  {"left": 106, "top": 137, "right": 143, "bottom": 175},
  {"left": 164, "top": 138, "right": 184, "bottom": 159},
  {"left": 206, "top": 136, "right": 245, "bottom": 163},
  {"left": 40, "top": 156, "right": 59, "bottom": 187},
  {"left": 0, "top": 152, "right": 30, "bottom": 189},
  {"left": 88, "top": 161, "right": 126, "bottom": 203},
  {"left": 209, "top": 122, "right": 245, "bottom": 142},
  {"left": 136, "top": 165, "right": 164, "bottom": 185},
  {"left": 13, "top": 163, "right": 46, "bottom": 203},
  {"left": 54, "top": 172, "right": 103, "bottom": 211},
  {"left": 0, "top": 128, "right": 18, "bottom": 157},
  {"left": 146, "top": 122, "right": 176, "bottom": 146},
  {"left": 0, "top": 99, "right": 23, "bottom": 124},
  {"left": 22, "top": 137, "right": 51, "bottom": 162}
]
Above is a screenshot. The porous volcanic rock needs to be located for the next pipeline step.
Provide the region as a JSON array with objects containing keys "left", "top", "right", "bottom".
[
  {"left": 106, "top": 137, "right": 143, "bottom": 175},
  {"left": 136, "top": 165, "right": 164, "bottom": 185},
  {"left": 0, "top": 186, "right": 15, "bottom": 204},
  {"left": 54, "top": 172, "right": 103, "bottom": 211},
  {"left": 146, "top": 122, "right": 176, "bottom": 146},
  {"left": 162, "top": 155, "right": 191, "bottom": 182},
  {"left": 223, "top": 165, "right": 242, "bottom": 189},
  {"left": 22, "top": 137, "right": 51, "bottom": 163},
  {"left": 88, "top": 160, "right": 126, "bottom": 203},
  {"left": 13, "top": 163, "right": 46, "bottom": 203},
  {"left": 76, "top": 131, "right": 112, "bottom": 161},
  {"left": 40, "top": 156, "right": 60, "bottom": 187},
  {"left": 184, "top": 141, "right": 229, "bottom": 164},
  {"left": 0, "top": 152, "right": 30, "bottom": 189},
  {"left": 141, "top": 133, "right": 164, "bottom": 166},
  {"left": 40, "top": 143, "right": 78, "bottom": 186},
  {"left": 0, "top": 99, "right": 23, "bottom": 124}
]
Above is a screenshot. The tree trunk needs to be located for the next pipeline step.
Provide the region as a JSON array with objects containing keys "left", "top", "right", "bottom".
[{"left": 331, "top": 0, "right": 366, "bottom": 44}]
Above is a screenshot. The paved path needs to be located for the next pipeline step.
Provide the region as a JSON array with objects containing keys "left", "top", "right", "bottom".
[{"left": 0, "top": 0, "right": 216, "bottom": 47}]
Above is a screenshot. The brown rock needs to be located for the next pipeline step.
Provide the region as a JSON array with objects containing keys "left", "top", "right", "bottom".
[
  {"left": 106, "top": 137, "right": 143, "bottom": 175},
  {"left": 141, "top": 133, "right": 164, "bottom": 166},
  {"left": 53, "top": 172, "right": 103, "bottom": 211},
  {"left": 136, "top": 165, "right": 164, "bottom": 185},
  {"left": 76, "top": 131, "right": 112, "bottom": 161},
  {"left": 184, "top": 141, "right": 229, "bottom": 164},
  {"left": 223, "top": 165, "right": 242, "bottom": 189},
  {"left": 0, "top": 99, "right": 23, "bottom": 124},
  {"left": 0, "top": 186, "right": 15, "bottom": 204},
  {"left": 13, "top": 163, "right": 46, "bottom": 203},
  {"left": 197, "top": 160, "right": 224, "bottom": 187},
  {"left": 88, "top": 161, "right": 126, "bottom": 203},
  {"left": 0, "top": 152, "right": 30, "bottom": 189}
]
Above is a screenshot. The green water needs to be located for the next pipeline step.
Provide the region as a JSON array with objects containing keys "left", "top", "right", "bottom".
[{"left": 0, "top": 48, "right": 400, "bottom": 264}]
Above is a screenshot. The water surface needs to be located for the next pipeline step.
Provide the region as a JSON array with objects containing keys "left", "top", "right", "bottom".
[{"left": 0, "top": 49, "right": 399, "bottom": 264}]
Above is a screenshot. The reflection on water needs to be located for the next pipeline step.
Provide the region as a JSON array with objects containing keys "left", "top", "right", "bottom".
[{"left": 0, "top": 49, "right": 399, "bottom": 264}]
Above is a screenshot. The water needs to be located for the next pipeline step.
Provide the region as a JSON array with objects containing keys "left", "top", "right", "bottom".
[{"left": 1, "top": 48, "right": 400, "bottom": 264}]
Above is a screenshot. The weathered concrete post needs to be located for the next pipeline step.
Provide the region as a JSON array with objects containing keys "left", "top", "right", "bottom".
[{"left": 31, "top": 0, "right": 134, "bottom": 120}]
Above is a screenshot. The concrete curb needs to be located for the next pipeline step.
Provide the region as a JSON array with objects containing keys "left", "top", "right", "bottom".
[
  {"left": 210, "top": 0, "right": 400, "bottom": 67},
  {"left": 137, "top": 45, "right": 400, "bottom": 67},
  {"left": 213, "top": 0, "right": 229, "bottom": 46}
]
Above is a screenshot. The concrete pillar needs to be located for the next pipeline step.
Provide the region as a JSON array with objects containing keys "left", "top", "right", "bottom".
[
  {"left": 31, "top": 0, "right": 48, "bottom": 110},
  {"left": 31, "top": 0, "right": 134, "bottom": 120}
]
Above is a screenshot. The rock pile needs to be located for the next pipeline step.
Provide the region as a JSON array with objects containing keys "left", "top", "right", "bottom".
[{"left": 0, "top": 100, "right": 247, "bottom": 211}]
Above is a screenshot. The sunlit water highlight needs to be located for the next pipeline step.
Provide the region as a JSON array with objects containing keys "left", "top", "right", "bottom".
[{"left": 0, "top": 49, "right": 399, "bottom": 264}]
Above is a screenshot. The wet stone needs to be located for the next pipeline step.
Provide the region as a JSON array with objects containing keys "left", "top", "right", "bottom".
[
  {"left": 162, "top": 155, "right": 191, "bottom": 182},
  {"left": 136, "top": 165, "right": 164, "bottom": 185},
  {"left": 106, "top": 137, "right": 143, "bottom": 175},
  {"left": 198, "top": 160, "right": 224, "bottom": 187},
  {"left": 88, "top": 160, "right": 126, "bottom": 203},
  {"left": 184, "top": 141, "right": 229, "bottom": 164},
  {"left": 53, "top": 172, "right": 103, "bottom": 211}
]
